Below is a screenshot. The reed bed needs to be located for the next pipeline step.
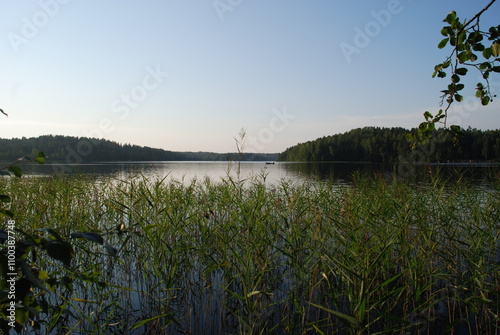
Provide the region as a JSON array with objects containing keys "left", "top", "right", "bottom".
[{"left": 1, "top": 172, "right": 499, "bottom": 334}]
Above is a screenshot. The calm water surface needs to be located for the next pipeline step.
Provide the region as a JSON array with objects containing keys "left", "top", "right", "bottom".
[{"left": 18, "top": 160, "right": 500, "bottom": 185}]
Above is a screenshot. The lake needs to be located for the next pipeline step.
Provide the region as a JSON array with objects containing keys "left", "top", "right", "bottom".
[
  {"left": 5, "top": 160, "right": 500, "bottom": 334},
  {"left": 17, "top": 160, "right": 500, "bottom": 185}
]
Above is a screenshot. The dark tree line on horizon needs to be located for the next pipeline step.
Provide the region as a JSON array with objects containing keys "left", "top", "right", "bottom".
[
  {"left": 0, "top": 135, "right": 278, "bottom": 163},
  {"left": 277, "top": 127, "right": 500, "bottom": 163}
]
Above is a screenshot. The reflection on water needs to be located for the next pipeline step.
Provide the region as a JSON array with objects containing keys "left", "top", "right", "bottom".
[{"left": 13, "top": 161, "right": 500, "bottom": 185}]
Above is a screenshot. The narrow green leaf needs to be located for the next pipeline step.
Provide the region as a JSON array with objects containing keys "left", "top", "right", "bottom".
[
  {"left": 71, "top": 232, "right": 104, "bottom": 244},
  {"left": 104, "top": 241, "right": 118, "bottom": 257},
  {"left": 309, "top": 302, "right": 360, "bottom": 326},
  {"left": 130, "top": 314, "right": 172, "bottom": 329},
  {"left": 246, "top": 290, "right": 261, "bottom": 298},
  {"left": 380, "top": 272, "right": 403, "bottom": 288}
]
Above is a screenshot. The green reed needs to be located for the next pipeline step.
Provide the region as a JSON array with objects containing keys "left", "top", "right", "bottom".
[{"left": 1, "top": 172, "right": 499, "bottom": 334}]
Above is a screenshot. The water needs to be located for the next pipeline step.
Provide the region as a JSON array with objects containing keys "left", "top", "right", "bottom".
[
  {"left": 9, "top": 160, "right": 500, "bottom": 334},
  {"left": 16, "top": 160, "right": 500, "bottom": 185}
]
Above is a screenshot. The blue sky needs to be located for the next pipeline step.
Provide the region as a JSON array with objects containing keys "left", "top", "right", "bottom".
[{"left": 1, "top": 0, "right": 499, "bottom": 153}]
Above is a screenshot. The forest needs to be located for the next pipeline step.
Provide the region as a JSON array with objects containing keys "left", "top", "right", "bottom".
[
  {"left": 0, "top": 135, "right": 278, "bottom": 163},
  {"left": 277, "top": 127, "right": 500, "bottom": 162}
]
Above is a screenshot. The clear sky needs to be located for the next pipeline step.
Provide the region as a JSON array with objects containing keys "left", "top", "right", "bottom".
[{"left": 1, "top": 0, "right": 499, "bottom": 153}]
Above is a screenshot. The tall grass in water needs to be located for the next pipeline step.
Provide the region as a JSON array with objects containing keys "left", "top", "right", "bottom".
[{"left": 1, "top": 173, "right": 499, "bottom": 334}]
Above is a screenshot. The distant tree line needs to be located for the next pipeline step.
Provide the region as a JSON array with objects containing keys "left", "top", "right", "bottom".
[
  {"left": 0, "top": 135, "right": 278, "bottom": 162},
  {"left": 277, "top": 127, "right": 500, "bottom": 162}
]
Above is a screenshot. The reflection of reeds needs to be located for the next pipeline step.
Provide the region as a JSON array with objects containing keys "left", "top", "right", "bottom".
[{"left": 2, "top": 173, "right": 499, "bottom": 334}]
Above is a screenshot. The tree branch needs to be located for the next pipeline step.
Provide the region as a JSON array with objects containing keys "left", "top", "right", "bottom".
[{"left": 463, "top": 0, "right": 497, "bottom": 29}]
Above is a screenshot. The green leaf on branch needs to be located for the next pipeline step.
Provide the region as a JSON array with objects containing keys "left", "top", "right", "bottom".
[
  {"left": 46, "top": 241, "right": 74, "bottom": 267},
  {"left": 35, "top": 152, "right": 46, "bottom": 164},
  {"left": 8, "top": 166, "right": 23, "bottom": 178},
  {"left": 455, "top": 67, "right": 468, "bottom": 75},
  {"left": 441, "top": 26, "right": 451, "bottom": 36},
  {"left": 457, "top": 31, "right": 467, "bottom": 45},
  {"left": 438, "top": 38, "right": 449, "bottom": 49},
  {"left": 479, "top": 62, "right": 491, "bottom": 70},
  {"left": 450, "top": 125, "right": 465, "bottom": 136},
  {"left": 458, "top": 51, "right": 469, "bottom": 63},
  {"left": 0, "top": 195, "right": 11, "bottom": 203},
  {"left": 483, "top": 47, "right": 493, "bottom": 59},
  {"left": 444, "top": 11, "right": 457, "bottom": 24},
  {"left": 492, "top": 43, "right": 500, "bottom": 57}
]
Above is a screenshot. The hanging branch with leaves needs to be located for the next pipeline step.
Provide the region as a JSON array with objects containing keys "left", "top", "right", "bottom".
[{"left": 409, "top": 0, "right": 500, "bottom": 145}]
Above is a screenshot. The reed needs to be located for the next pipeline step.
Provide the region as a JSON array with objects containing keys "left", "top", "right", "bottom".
[{"left": 0, "top": 172, "right": 499, "bottom": 334}]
